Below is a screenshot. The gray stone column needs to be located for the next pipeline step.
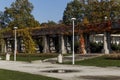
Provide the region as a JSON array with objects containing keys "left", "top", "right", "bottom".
[
  {"left": 60, "top": 35, "right": 66, "bottom": 54},
  {"left": 103, "top": 32, "right": 110, "bottom": 54},
  {"left": 43, "top": 36, "right": 49, "bottom": 53},
  {"left": 107, "top": 32, "right": 111, "bottom": 53},
  {"left": 0, "top": 40, "right": 6, "bottom": 53},
  {"left": 20, "top": 39, "right": 25, "bottom": 53},
  {"left": 4, "top": 42, "right": 7, "bottom": 53},
  {"left": 7, "top": 40, "right": 12, "bottom": 52},
  {"left": 85, "top": 34, "right": 90, "bottom": 53}
]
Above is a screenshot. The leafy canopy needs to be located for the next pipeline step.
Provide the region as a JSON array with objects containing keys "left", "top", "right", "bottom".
[
  {"left": 63, "top": 0, "right": 120, "bottom": 25},
  {"left": 5, "top": 0, "right": 40, "bottom": 29},
  {"left": 63, "top": 0, "right": 83, "bottom": 25}
]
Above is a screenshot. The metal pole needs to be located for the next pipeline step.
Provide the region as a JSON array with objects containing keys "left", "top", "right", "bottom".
[
  {"left": 71, "top": 18, "right": 76, "bottom": 65},
  {"left": 14, "top": 27, "right": 17, "bottom": 61},
  {"left": 72, "top": 20, "right": 75, "bottom": 64}
]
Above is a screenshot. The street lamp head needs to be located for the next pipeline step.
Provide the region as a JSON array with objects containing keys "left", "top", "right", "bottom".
[
  {"left": 104, "top": 16, "right": 108, "bottom": 21},
  {"left": 14, "top": 27, "right": 18, "bottom": 30},
  {"left": 71, "top": 18, "right": 76, "bottom": 21}
]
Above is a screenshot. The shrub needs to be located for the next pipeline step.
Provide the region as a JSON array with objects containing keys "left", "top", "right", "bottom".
[
  {"left": 111, "top": 44, "right": 120, "bottom": 52},
  {"left": 90, "top": 42, "right": 103, "bottom": 53},
  {"left": 74, "top": 41, "right": 79, "bottom": 53}
]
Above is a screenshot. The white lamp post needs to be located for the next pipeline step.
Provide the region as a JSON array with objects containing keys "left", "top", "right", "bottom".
[
  {"left": 104, "top": 16, "right": 109, "bottom": 54},
  {"left": 14, "top": 27, "right": 18, "bottom": 61},
  {"left": 71, "top": 18, "right": 76, "bottom": 65}
]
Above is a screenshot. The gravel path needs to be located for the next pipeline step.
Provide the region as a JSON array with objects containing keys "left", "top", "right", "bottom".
[{"left": 0, "top": 60, "right": 120, "bottom": 80}]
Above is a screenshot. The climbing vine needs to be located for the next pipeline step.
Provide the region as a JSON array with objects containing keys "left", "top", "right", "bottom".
[{"left": 17, "top": 28, "right": 36, "bottom": 54}]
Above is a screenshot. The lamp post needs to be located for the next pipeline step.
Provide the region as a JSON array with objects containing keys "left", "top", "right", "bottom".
[
  {"left": 71, "top": 18, "right": 76, "bottom": 65},
  {"left": 103, "top": 16, "right": 109, "bottom": 54},
  {"left": 14, "top": 27, "right": 18, "bottom": 61}
]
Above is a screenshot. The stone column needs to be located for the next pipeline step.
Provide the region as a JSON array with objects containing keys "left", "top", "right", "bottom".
[
  {"left": 60, "top": 35, "right": 66, "bottom": 54},
  {"left": 20, "top": 39, "right": 25, "bottom": 53},
  {"left": 43, "top": 35, "right": 49, "bottom": 53},
  {"left": 17, "top": 38, "right": 21, "bottom": 53},
  {"left": 103, "top": 32, "right": 109, "bottom": 54},
  {"left": 107, "top": 32, "right": 111, "bottom": 53},
  {"left": 7, "top": 40, "right": 11, "bottom": 52},
  {"left": 2, "top": 40, "right": 7, "bottom": 53},
  {"left": 49, "top": 37, "right": 56, "bottom": 53},
  {"left": 4, "top": 43, "right": 7, "bottom": 53},
  {"left": 65, "top": 36, "right": 72, "bottom": 53},
  {"left": 0, "top": 40, "right": 6, "bottom": 53}
]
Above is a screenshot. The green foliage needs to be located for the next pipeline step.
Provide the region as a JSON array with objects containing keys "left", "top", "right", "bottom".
[
  {"left": 65, "top": 55, "right": 120, "bottom": 67},
  {"left": 0, "top": 53, "right": 58, "bottom": 62},
  {"left": 5, "top": 0, "right": 40, "bottom": 29},
  {"left": 63, "top": 0, "right": 120, "bottom": 25},
  {"left": 63, "top": 0, "right": 83, "bottom": 25},
  {"left": 90, "top": 42, "right": 120, "bottom": 53},
  {"left": 18, "top": 29, "right": 36, "bottom": 54},
  {"left": 111, "top": 44, "right": 120, "bottom": 52},
  {"left": 0, "top": 11, "right": 10, "bottom": 28},
  {"left": 90, "top": 42, "right": 103, "bottom": 53},
  {"left": 75, "top": 55, "right": 120, "bottom": 67},
  {"left": 87, "top": 0, "right": 120, "bottom": 23},
  {"left": 41, "top": 20, "right": 57, "bottom": 27}
]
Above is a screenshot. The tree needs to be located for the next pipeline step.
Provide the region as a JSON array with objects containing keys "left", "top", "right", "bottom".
[
  {"left": 5, "top": 0, "right": 40, "bottom": 29},
  {"left": 3, "top": 0, "right": 40, "bottom": 54},
  {"left": 63, "top": 0, "right": 83, "bottom": 25},
  {"left": 63, "top": 0, "right": 120, "bottom": 54},
  {"left": 86, "top": 0, "right": 120, "bottom": 23},
  {"left": 41, "top": 20, "right": 57, "bottom": 27},
  {"left": 0, "top": 11, "right": 10, "bottom": 29},
  {"left": 63, "top": 0, "right": 120, "bottom": 25}
]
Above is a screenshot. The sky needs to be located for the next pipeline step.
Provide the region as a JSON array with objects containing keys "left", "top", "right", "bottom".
[{"left": 0, "top": 0, "right": 72, "bottom": 23}]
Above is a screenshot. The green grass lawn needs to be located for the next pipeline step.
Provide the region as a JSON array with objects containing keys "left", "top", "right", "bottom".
[
  {"left": 0, "top": 53, "right": 58, "bottom": 62},
  {"left": 0, "top": 69, "right": 60, "bottom": 80},
  {"left": 65, "top": 55, "right": 120, "bottom": 67}
]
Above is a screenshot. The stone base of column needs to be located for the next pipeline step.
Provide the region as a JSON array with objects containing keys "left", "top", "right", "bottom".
[
  {"left": 6, "top": 53, "right": 10, "bottom": 61},
  {"left": 57, "top": 54, "right": 63, "bottom": 63}
]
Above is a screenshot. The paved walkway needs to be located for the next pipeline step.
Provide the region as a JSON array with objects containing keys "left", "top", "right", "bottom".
[
  {"left": 0, "top": 60, "right": 120, "bottom": 80},
  {"left": 43, "top": 54, "right": 103, "bottom": 63}
]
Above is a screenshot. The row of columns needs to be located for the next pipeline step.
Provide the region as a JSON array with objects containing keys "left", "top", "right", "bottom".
[
  {"left": 43, "top": 33, "right": 111, "bottom": 54},
  {"left": 80, "top": 32, "right": 111, "bottom": 54},
  {"left": 1, "top": 33, "right": 111, "bottom": 54},
  {"left": 3, "top": 35, "right": 73, "bottom": 54},
  {"left": 43, "top": 35, "right": 71, "bottom": 54}
]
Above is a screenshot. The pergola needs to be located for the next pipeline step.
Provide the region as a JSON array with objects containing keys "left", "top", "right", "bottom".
[{"left": 2, "top": 21, "right": 120, "bottom": 54}]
